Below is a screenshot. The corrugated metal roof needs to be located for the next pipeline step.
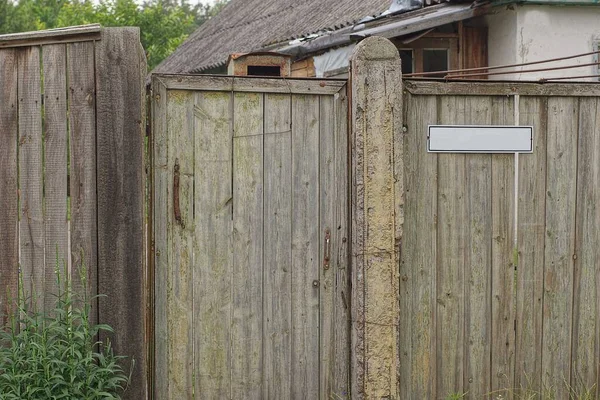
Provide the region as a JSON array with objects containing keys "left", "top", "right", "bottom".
[{"left": 154, "top": 0, "right": 458, "bottom": 74}]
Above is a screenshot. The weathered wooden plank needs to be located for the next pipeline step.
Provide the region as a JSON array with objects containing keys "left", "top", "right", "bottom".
[
  {"left": 463, "top": 97, "right": 493, "bottom": 399},
  {"left": 404, "top": 80, "right": 600, "bottom": 97},
  {"left": 18, "top": 46, "right": 45, "bottom": 310},
  {"left": 42, "top": 44, "right": 68, "bottom": 311},
  {"left": 262, "top": 93, "right": 292, "bottom": 399},
  {"left": 193, "top": 91, "right": 233, "bottom": 399},
  {"left": 570, "top": 97, "right": 600, "bottom": 396},
  {"left": 165, "top": 90, "right": 194, "bottom": 399},
  {"left": 152, "top": 78, "right": 169, "bottom": 400},
  {"left": 156, "top": 74, "right": 346, "bottom": 95},
  {"left": 0, "top": 49, "right": 19, "bottom": 326},
  {"left": 490, "top": 96, "right": 515, "bottom": 398},
  {"left": 514, "top": 96, "right": 547, "bottom": 394},
  {"left": 542, "top": 97, "right": 578, "bottom": 399},
  {"left": 436, "top": 96, "right": 466, "bottom": 398},
  {"left": 400, "top": 93, "right": 438, "bottom": 400},
  {"left": 332, "top": 85, "right": 350, "bottom": 399},
  {"left": 95, "top": 27, "right": 146, "bottom": 400},
  {"left": 291, "top": 94, "right": 320, "bottom": 399},
  {"left": 0, "top": 24, "right": 101, "bottom": 48},
  {"left": 231, "top": 92, "right": 264, "bottom": 399},
  {"left": 319, "top": 94, "right": 336, "bottom": 398},
  {"left": 67, "top": 41, "right": 97, "bottom": 327}
]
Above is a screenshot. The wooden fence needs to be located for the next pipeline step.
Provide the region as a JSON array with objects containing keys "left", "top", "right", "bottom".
[
  {"left": 0, "top": 26, "right": 147, "bottom": 399},
  {"left": 400, "top": 80, "right": 600, "bottom": 399}
]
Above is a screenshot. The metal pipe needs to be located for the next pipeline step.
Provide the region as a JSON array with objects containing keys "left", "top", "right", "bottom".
[
  {"left": 446, "top": 61, "right": 600, "bottom": 79},
  {"left": 404, "top": 49, "right": 600, "bottom": 77}
]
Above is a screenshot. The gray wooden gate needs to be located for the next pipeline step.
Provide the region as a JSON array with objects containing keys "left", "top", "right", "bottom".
[{"left": 151, "top": 75, "right": 350, "bottom": 399}]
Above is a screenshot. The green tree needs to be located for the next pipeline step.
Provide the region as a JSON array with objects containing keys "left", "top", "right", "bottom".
[{"left": 0, "top": 0, "right": 228, "bottom": 70}]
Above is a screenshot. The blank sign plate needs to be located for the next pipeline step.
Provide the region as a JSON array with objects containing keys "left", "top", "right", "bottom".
[{"left": 428, "top": 125, "right": 533, "bottom": 153}]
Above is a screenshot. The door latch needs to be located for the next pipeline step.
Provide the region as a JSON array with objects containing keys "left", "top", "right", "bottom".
[{"left": 323, "top": 228, "right": 331, "bottom": 270}]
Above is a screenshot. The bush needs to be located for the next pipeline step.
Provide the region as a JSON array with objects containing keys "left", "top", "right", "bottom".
[{"left": 0, "top": 257, "right": 131, "bottom": 399}]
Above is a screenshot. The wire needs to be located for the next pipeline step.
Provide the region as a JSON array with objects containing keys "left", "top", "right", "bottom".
[
  {"left": 404, "top": 49, "right": 600, "bottom": 77},
  {"left": 445, "top": 61, "right": 600, "bottom": 79}
]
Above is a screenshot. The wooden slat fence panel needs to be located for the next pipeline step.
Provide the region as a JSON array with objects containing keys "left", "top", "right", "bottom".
[
  {"left": 192, "top": 91, "right": 233, "bottom": 399},
  {"left": 0, "top": 49, "right": 19, "bottom": 326},
  {"left": 463, "top": 97, "right": 493, "bottom": 399},
  {"left": 42, "top": 44, "right": 68, "bottom": 311},
  {"left": 95, "top": 27, "right": 146, "bottom": 400},
  {"left": 232, "top": 92, "right": 264, "bottom": 399},
  {"left": 67, "top": 40, "right": 97, "bottom": 324},
  {"left": 542, "top": 97, "right": 578, "bottom": 399},
  {"left": 436, "top": 96, "right": 467, "bottom": 397},
  {"left": 400, "top": 93, "right": 438, "bottom": 399},
  {"left": 18, "top": 46, "right": 45, "bottom": 311},
  {"left": 515, "top": 96, "right": 547, "bottom": 395},
  {"left": 490, "top": 96, "right": 516, "bottom": 398},
  {"left": 0, "top": 27, "right": 146, "bottom": 400},
  {"left": 402, "top": 83, "right": 600, "bottom": 399},
  {"left": 571, "top": 97, "right": 600, "bottom": 397},
  {"left": 263, "top": 93, "right": 293, "bottom": 399},
  {"left": 165, "top": 90, "right": 195, "bottom": 399},
  {"left": 153, "top": 75, "right": 349, "bottom": 400},
  {"left": 290, "top": 94, "right": 321, "bottom": 399}
]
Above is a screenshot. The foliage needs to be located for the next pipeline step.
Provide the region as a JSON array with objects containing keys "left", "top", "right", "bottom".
[
  {"left": 0, "top": 0, "right": 229, "bottom": 69},
  {"left": 0, "top": 257, "right": 131, "bottom": 399}
]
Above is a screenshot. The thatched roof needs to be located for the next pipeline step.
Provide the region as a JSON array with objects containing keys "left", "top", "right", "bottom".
[{"left": 153, "top": 0, "right": 393, "bottom": 74}]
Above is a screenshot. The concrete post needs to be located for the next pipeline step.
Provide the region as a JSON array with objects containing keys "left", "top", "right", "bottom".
[{"left": 350, "top": 36, "right": 403, "bottom": 399}]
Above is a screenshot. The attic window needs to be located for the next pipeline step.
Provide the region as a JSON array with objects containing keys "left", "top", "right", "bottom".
[{"left": 247, "top": 65, "right": 281, "bottom": 77}]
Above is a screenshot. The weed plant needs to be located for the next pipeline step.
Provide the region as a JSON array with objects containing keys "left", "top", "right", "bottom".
[{"left": 0, "top": 256, "right": 131, "bottom": 399}]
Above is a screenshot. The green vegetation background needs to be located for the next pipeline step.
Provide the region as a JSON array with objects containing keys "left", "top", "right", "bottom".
[{"left": 0, "top": 0, "right": 227, "bottom": 69}]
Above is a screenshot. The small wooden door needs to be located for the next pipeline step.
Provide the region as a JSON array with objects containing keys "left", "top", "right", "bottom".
[{"left": 151, "top": 75, "right": 350, "bottom": 399}]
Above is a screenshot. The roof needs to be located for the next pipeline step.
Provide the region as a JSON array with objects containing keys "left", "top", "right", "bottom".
[{"left": 154, "top": 0, "right": 416, "bottom": 74}]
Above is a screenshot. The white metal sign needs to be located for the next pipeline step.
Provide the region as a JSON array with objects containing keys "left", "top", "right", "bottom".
[{"left": 427, "top": 125, "right": 533, "bottom": 153}]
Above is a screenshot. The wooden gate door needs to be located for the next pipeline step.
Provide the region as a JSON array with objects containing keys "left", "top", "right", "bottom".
[{"left": 151, "top": 75, "right": 350, "bottom": 399}]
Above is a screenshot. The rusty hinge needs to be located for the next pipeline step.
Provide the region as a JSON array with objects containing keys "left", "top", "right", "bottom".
[{"left": 173, "top": 159, "right": 184, "bottom": 228}]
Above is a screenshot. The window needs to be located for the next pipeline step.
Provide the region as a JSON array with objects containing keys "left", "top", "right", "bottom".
[
  {"left": 399, "top": 49, "right": 414, "bottom": 74},
  {"left": 423, "top": 49, "right": 449, "bottom": 77},
  {"left": 393, "top": 35, "right": 458, "bottom": 76}
]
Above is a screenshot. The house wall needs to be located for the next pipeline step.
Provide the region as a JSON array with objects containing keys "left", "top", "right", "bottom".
[{"left": 486, "top": 5, "right": 600, "bottom": 81}]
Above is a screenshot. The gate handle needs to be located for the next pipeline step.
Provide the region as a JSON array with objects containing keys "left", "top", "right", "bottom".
[
  {"left": 323, "top": 228, "right": 331, "bottom": 270},
  {"left": 174, "top": 159, "right": 184, "bottom": 228}
]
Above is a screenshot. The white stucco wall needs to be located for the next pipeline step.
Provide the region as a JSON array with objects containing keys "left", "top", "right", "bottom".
[{"left": 486, "top": 5, "right": 600, "bottom": 81}]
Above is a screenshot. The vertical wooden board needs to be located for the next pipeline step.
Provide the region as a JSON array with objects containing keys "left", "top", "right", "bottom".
[
  {"left": 263, "top": 93, "right": 292, "bottom": 399},
  {"left": 193, "top": 90, "right": 233, "bottom": 399},
  {"left": 332, "top": 86, "right": 350, "bottom": 399},
  {"left": 571, "top": 97, "right": 600, "bottom": 396},
  {"left": 95, "top": 27, "right": 146, "bottom": 400},
  {"left": 42, "top": 44, "right": 68, "bottom": 311},
  {"left": 18, "top": 46, "right": 45, "bottom": 310},
  {"left": 232, "top": 92, "right": 264, "bottom": 399},
  {"left": 436, "top": 95, "right": 466, "bottom": 398},
  {"left": 542, "top": 97, "right": 578, "bottom": 399},
  {"left": 401, "top": 93, "right": 438, "bottom": 400},
  {"left": 0, "top": 49, "right": 19, "bottom": 326},
  {"left": 166, "top": 90, "right": 195, "bottom": 399},
  {"left": 319, "top": 95, "right": 335, "bottom": 398},
  {"left": 463, "top": 97, "right": 493, "bottom": 399},
  {"left": 515, "top": 96, "right": 546, "bottom": 394},
  {"left": 490, "top": 96, "right": 515, "bottom": 397},
  {"left": 67, "top": 41, "right": 97, "bottom": 327},
  {"left": 152, "top": 79, "right": 169, "bottom": 400},
  {"left": 291, "top": 94, "right": 320, "bottom": 399}
]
